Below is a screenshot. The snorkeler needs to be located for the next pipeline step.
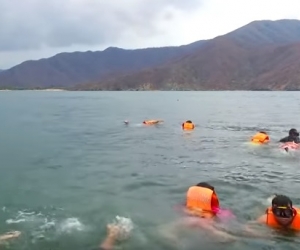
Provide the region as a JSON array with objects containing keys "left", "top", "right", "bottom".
[
  {"left": 279, "top": 128, "right": 300, "bottom": 143},
  {"left": 256, "top": 194, "right": 300, "bottom": 230}
]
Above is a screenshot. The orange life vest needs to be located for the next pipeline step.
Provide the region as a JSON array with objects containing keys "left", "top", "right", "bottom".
[
  {"left": 182, "top": 122, "right": 195, "bottom": 130},
  {"left": 185, "top": 186, "right": 219, "bottom": 217},
  {"left": 251, "top": 132, "right": 270, "bottom": 144},
  {"left": 265, "top": 207, "right": 300, "bottom": 230}
]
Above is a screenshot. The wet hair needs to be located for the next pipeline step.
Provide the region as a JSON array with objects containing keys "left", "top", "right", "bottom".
[
  {"left": 272, "top": 195, "right": 292, "bottom": 208},
  {"left": 186, "top": 120, "right": 192, "bottom": 123},
  {"left": 196, "top": 182, "right": 215, "bottom": 191},
  {"left": 259, "top": 131, "right": 267, "bottom": 134},
  {"left": 289, "top": 128, "right": 299, "bottom": 136}
]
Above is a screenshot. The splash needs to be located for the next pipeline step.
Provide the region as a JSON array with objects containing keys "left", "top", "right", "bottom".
[
  {"left": 57, "top": 217, "right": 85, "bottom": 233},
  {"left": 110, "top": 216, "right": 134, "bottom": 241}
]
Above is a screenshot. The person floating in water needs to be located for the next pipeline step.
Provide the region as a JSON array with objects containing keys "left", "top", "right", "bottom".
[
  {"left": 279, "top": 128, "right": 300, "bottom": 143},
  {"left": 251, "top": 131, "right": 270, "bottom": 144},
  {"left": 256, "top": 194, "right": 300, "bottom": 230},
  {"left": 99, "top": 182, "right": 236, "bottom": 250},
  {"left": 157, "top": 182, "right": 237, "bottom": 244},
  {"left": 182, "top": 120, "right": 195, "bottom": 130},
  {"left": 143, "top": 119, "right": 163, "bottom": 125}
]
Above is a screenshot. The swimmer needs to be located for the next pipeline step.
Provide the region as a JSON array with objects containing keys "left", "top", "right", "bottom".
[
  {"left": 143, "top": 119, "right": 163, "bottom": 125},
  {"left": 235, "top": 194, "right": 300, "bottom": 240},
  {"left": 99, "top": 182, "right": 236, "bottom": 250},
  {"left": 0, "top": 231, "right": 21, "bottom": 243},
  {"left": 251, "top": 131, "right": 270, "bottom": 144},
  {"left": 256, "top": 194, "right": 300, "bottom": 230},
  {"left": 124, "top": 120, "right": 129, "bottom": 125},
  {"left": 182, "top": 120, "right": 195, "bottom": 130},
  {"left": 158, "top": 182, "right": 237, "bottom": 243},
  {"left": 279, "top": 128, "right": 300, "bottom": 143}
]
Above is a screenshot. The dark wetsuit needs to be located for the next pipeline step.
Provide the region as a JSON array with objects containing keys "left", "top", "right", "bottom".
[{"left": 279, "top": 135, "right": 300, "bottom": 143}]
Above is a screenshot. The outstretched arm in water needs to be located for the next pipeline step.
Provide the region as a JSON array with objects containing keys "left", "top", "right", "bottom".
[
  {"left": 99, "top": 224, "right": 121, "bottom": 250},
  {"left": 158, "top": 217, "right": 237, "bottom": 244},
  {"left": 0, "top": 231, "right": 21, "bottom": 243},
  {"left": 231, "top": 215, "right": 271, "bottom": 239}
]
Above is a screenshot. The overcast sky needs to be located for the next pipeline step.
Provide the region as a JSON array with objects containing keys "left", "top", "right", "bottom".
[{"left": 0, "top": 0, "right": 299, "bottom": 69}]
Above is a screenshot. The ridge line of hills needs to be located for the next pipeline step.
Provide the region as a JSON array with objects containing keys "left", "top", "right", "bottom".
[{"left": 1, "top": 19, "right": 300, "bottom": 91}]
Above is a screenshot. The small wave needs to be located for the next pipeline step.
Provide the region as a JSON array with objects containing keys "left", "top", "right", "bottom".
[
  {"left": 6, "top": 218, "right": 26, "bottom": 224},
  {"left": 5, "top": 208, "right": 87, "bottom": 243},
  {"left": 57, "top": 217, "right": 85, "bottom": 233}
]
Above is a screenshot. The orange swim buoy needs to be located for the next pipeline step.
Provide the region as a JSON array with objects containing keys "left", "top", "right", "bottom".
[
  {"left": 182, "top": 120, "right": 195, "bottom": 130},
  {"left": 185, "top": 184, "right": 219, "bottom": 218},
  {"left": 251, "top": 131, "right": 270, "bottom": 144}
]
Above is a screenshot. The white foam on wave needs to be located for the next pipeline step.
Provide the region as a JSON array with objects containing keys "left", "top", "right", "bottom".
[
  {"left": 6, "top": 210, "right": 44, "bottom": 224},
  {"left": 57, "top": 217, "right": 85, "bottom": 233},
  {"left": 110, "top": 215, "right": 134, "bottom": 241},
  {"left": 4, "top": 208, "right": 87, "bottom": 243},
  {"left": 6, "top": 218, "right": 26, "bottom": 224}
]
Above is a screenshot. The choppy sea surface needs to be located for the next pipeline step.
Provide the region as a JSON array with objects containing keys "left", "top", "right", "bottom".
[{"left": 0, "top": 91, "right": 300, "bottom": 250}]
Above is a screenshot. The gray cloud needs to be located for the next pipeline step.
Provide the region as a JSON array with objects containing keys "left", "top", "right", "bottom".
[{"left": 0, "top": 0, "right": 203, "bottom": 51}]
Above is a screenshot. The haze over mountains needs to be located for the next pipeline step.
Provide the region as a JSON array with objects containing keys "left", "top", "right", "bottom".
[{"left": 1, "top": 19, "right": 300, "bottom": 90}]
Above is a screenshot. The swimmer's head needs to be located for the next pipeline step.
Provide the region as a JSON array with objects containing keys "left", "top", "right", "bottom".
[
  {"left": 271, "top": 195, "right": 295, "bottom": 226},
  {"left": 196, "top": 182, "right": 215, "bottom": 191},
  {"left": 289, "top": 128, "right": 299, "bottom": 136},
  {"left": 259, "top": 131, "right": 267, "bottom": 134},
  {"left": 186, "top": 120, "right": 192, "bottom": 123},
  {"left": 124, "top": 120, "right": 129, "bottom": 124}
]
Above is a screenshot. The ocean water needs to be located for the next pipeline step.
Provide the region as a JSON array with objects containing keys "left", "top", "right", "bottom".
[{"left": 0, "top": 91, "right": 300, "bottom": 250}]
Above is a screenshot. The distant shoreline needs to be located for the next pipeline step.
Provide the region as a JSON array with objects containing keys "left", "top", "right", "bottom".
[
  {"left": 1, "top": 89, "right": 300, "bottom": 91},
  {"left": 0, "top": 89, "right": 66, "bottom": 91}
]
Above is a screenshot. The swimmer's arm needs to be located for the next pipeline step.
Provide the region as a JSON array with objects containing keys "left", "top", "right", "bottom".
[
  {"left": 256, "top": 214, "right": 267, "bottom": 224},
  {"left": 197, "top": 221, "right": 237, "bottom": 241},
  {"left": 0, "top": 231, "right": 21, "bottom": 241},
  {"left": 157, "top": 220, "right": 183, "bottom": 243},
  {"left": 181, "top": 218, "right": 237, "bottom": 242},
  {"left": 99, "top": 224, "right": 121, "bottom": 250},
  {"left": 99, "top": 234, "right": 117, "bottom": 250},
  {"left": 159, "top": 219, "right": 236, "bottom": 243},
  {"left": 235, "top": 215, "right": 269, "bottom": 239}
]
